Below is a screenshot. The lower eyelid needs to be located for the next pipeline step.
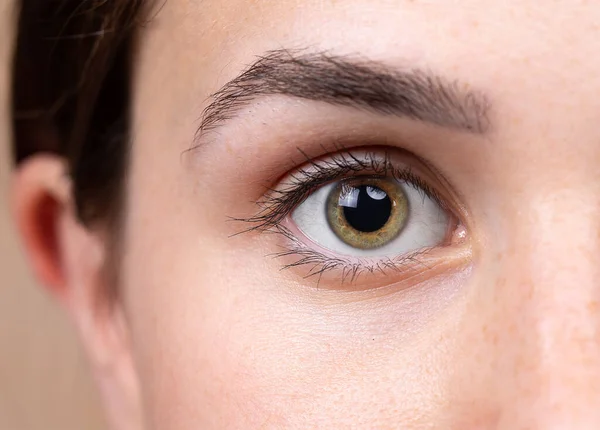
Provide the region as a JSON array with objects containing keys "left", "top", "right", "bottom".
[
  {"left": 277, "top": 211, "right": 467, "bottom": 287},
  {"left": 271, "top": 222, "right": 472, "bottom": 290}
]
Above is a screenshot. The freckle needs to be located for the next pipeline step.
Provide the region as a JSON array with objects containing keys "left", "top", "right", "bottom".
[
  {"left": 587, "top": 300, "right": 599, "bottom": 313},
  {"left": 491, "top": 333, "right": 499, "bottom": 346},
  {"left": 448, "top": 27, "right": 460, "bottom": 38}
]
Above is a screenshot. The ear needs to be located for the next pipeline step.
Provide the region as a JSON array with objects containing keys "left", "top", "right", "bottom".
[{"left": 11, "top": 154, "right": 143, "bottom": 430}]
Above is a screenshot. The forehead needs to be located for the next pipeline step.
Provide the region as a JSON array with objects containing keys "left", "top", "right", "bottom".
[{"left": 139, "top": 0, "right": 600, "bottom": 75}]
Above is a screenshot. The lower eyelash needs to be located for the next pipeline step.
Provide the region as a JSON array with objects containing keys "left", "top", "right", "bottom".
[{"left": 269, "top": 225, "right": 432, "bottom": 286}]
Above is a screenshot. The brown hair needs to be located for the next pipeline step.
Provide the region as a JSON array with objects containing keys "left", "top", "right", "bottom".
[{"left": 12, "top": 0, "right": 150, "bottom": 225}]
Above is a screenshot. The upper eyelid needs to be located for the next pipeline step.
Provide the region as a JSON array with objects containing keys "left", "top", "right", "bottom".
[{"left": 237, "top": 148, "right": 455, "bottom": 233}]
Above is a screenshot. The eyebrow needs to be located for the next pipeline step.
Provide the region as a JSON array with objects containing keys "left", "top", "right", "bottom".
[{"left": 197, "top": 49, "right": 490, "bottom": 138}]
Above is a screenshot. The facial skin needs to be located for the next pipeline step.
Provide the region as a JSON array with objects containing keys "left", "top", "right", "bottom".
[{"left": 12, "top": 0, "right": 600, "bottom": 428}]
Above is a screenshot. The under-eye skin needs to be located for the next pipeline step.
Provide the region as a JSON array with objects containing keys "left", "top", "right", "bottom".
[{"left": 236, "top": 147, "right": 469, "bottom": 286}]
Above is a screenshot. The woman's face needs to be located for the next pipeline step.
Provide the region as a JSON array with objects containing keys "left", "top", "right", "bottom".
[{"left": 22, "top": 0, "right": 600, "bottom": 428}]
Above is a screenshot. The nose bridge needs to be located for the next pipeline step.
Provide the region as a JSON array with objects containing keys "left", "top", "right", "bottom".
[{"left": 487, "top": 185, "right": 600, "bottom": 428}]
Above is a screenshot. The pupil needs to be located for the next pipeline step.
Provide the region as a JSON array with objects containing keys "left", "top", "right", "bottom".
[{"left": 342, "top": 185, "right": 392, "bottom": 233}]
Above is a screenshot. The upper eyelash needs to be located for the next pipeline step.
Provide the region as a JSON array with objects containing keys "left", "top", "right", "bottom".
[{"left": 235, "top": 148, "right": 447, "bottom": 233}]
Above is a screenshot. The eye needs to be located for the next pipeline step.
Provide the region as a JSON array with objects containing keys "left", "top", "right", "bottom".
[
  {"left": 237, "top": 148, "right": 467, "bottom": 283},
  {"left": 292, "top": 175, "right": 450, "bottom": 257}
]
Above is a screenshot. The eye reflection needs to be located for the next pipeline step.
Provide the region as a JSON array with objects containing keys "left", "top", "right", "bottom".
[{"left": 327, "top": 178, "right": 409, "bottom": 249}]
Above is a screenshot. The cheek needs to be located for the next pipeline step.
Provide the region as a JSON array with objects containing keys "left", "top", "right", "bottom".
[{"left": 120, "top": 199, "right": 463, "bottom": 429}]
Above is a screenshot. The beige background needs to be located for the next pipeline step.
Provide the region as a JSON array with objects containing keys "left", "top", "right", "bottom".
[{"left": 0, "top": 1, "right": 106, "bottom": 428}]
